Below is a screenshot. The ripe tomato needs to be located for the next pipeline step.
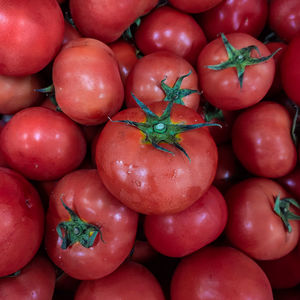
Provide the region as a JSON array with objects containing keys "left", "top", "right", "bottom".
[
  {"left": 144, "top": 185, "right": 227, "bottom": 257},
  {"left": 0, "top": 0, "right": 64, "bottom": 76},
  {"left": 134, "top": 6, "right": 207, "bottom": 65},
  {"left": 0, "top": 107, "right": 87, "bottom": 181},
  {"left": 53, "top": 38, "right": 124, "bottom": 125},
  {"left": 168, "top": 0, "right": 223, "bottom": 13},
  {"left": 45, "top": 169, "right": 138, "bottom": 280},
  {"left": 197, "top": 33, "right": 275, "bottom": 110},
  {"left": 231, "top": 101, "right": 297, "bottom": 178},
  {"left": 74, "top": 261, "right": 166, "bottom": 300},
  {"left": 0, "top": 167, "right": 44, "bottom": 277},
  {"left": 225, "top": 177, "right": 300, "bottom": 261},
  {"left": 277, "top": 166, "right": 300, "bottom": 200},
  {"left": 170, "top": 246, "right": 273, "bottom": 300},
  {"left": 95, "top": 101, "right": 218, "bottom": 215},
  {"left": 125, "top": 51, "right": 200, "bottom": 110},
  {"left": 0, "top": 255, "right": 56, "bottom": 300},
  {"left": 62, "top": 20, "right": 82, "bottom": 46}
]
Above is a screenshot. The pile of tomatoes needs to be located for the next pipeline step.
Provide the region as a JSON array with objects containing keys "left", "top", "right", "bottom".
[{"left": 1, "top": 0, "right": 300, "bottom": 299}]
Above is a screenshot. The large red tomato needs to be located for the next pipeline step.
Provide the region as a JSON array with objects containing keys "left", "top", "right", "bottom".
[
  {"left": 95, "top": 100, "right": 218, "bottom": 215},
  {"left": 170, "top": 246, "right": 273, "bottom": 300},
  {"left": 0, "top": 167, "right": 44, "bottom": 277},
  {"left": 0, "top": 0, "right": 64, "bottom": 76},
  {"left": 45, "top": 169, "right": 138, "bottom": 280}
]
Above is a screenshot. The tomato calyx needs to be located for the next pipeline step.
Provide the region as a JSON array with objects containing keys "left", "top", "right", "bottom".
[
  {"left": 206, "top": 33, "right": 280, "bottom": 88},
  {"left": 112, "top": 93, "right": 220, "bottom": 161},
  {"left": 274, "top": 195, "right": 300, "bottom": 233},
  {"left": 56, "top": 198, "right": 104, "bottom": 249},
  {"left": 161, "top": 71, "right": 199, "bottom": 105},
  {"left": 202, "top": 101, "right": 224, "bottom": 122},
  {"left": 35, "top": 84, "right": 61, "bottom": 111}
]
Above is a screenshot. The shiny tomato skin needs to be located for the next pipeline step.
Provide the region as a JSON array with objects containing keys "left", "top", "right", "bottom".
[
  {"left": 125, "top": 51, "right": 200, "bottom": 111},
  {"left": 144, "top": 185, "right": 227, "bottom": 257},
  {"left": 53, "top": 38, "right": 124, "bottom": 125},
  {"left": 231, "top": 101, "right": 297, "bottom": 178},
  {"left": 135, "top": 6, "right": 207, "bottom": 65},
  {"left": 95, "top": 102, "right": 218, "bottom": 215},
  {"left": 197, "top": 33, "right": 275, "bottom": 110},
  {"left": 45, "top": 169, "right": 138, "bottom": 280},
  {"left": 74, "top": 261, "right": 166, "bottom": 300},
  {"left": 0, "top": 0, "right": 64, "bottom": 76},
  {"left": 168, "top": 0, "right": 223, "bottom": 13},
  {"left": 196, "top": 0, "right": 268, "bottom": 41},
  {"left": 171, "top": 246, "right": 273, "bottom": 300},
  {"left": 0, "top": 167, "right": 44, "bottom": 277},
  {"left": 225, "top": 178, "right": 300, "bottom": 261},
  {"left": 0, "top": 107, "right": 87, "bottom": 181},
  {"left": 0, "top": 255, "right": 56, "bottom": 300}
]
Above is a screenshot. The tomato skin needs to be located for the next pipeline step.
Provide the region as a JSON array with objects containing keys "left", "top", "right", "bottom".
[
  {"left": 62, "top": 20, "right": 82, "bottom": 46},
  {"left": 74, "top": 261, "right": 166, "bottom": 300},
  {"left": 0, "top": 107, "right": 87, "bottom": 181},
  {"left": 69, "top": 0, "right": 157, "bottom": 43},
  {"left": 0, "top": 0, "right": 64, "bottom": 76},
  {"left": 0, "top": 255, "right": 56, "bottom": 300},
  {"left": 168, "top": 0, "right": 223, "bottom": 13},
  {"left": 144, "top": 186, "right": 227, "bottom": 257},
  {"left": 95, "top": 102, "right": 218, "bottom": 215},
  {"left": 281, "top": 34, "right": 300, "bottom": 106},
  {"left": 125, "top": 51, "right": 200, "bottom": 111},
  {"left": 197, "top": 33, "right": 275, "bottom": 110},
  {"left": 277, "top": 166, "right": 300, "bottom": 200},
  {"left": 53, "top": 38, "right": 124, "bottom": 125},
  {"left": 196, "top": 0, "right": 268, "bottom": 41},
  {"left": 171, "top": 246, "right": 273, "bottom": 300},
  {"left": 231, "top": 101, "right": 297, "bottom": 178},
  {"left": 0, "top": 167, "right": 44, "bottom": 277},
  {"left": 45, "top": 169, "right": 138, "bottom": 280},
  {"left": 225, "top": 178, "right": 300, "bottom": 261},
  {"left": 135, "top": 6, "right": 207, "bottom": 65}
]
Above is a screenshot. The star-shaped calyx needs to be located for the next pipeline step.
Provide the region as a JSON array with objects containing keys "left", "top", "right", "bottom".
[{"left": 206, "top": 33, "right": 281, "bottom": 88}]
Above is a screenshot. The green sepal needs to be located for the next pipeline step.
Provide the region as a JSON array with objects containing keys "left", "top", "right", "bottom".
[{"left": 35, "top": 84, "right": 61, "bottom": 112}]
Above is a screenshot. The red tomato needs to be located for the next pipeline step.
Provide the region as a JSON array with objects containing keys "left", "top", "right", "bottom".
[
  {"left": 269, "top": 0, "right": 300, "bottom": 42},
  {"left": 281, "top": 34, "right": 300, "bottom": 106},
  {"left": 277, "top": 166, "right": 300, "bottom": 200},
  {"left": 196, "top": 0, "right": 268, "bottom": 41},
  {"left": 74, "top": 261, "right": 166, "bottom": 300},
  {"left": 53, "top": 38, "right": 124, "bottom": 125},
  {"left": 125, "top": 51, "right": 200, "bottom": 111},
  {"left": 0, "top": 107, "right": 87, "bottom": 181},
  {"left": 0, "top": 0, "right": 64, "bottom": 76},
  {"left": 69, "top": 0, "right": 157, "bottom": 43},
  {"left": 144, "top": 185, "right": 227, "bottom": 257},
  {"left": 62, "top": 20, "right": 82, "bottom": 46},
  {"left": 134, "top": 6, "right": 207, "bottom": 65},
  {"left": 130, "top": 240, "right": 159, "bottom": 264},
  {"left": 0, "top": 255, "right": 56, "bottom": 300},
  {"left": 225, "top": 178, "right": 300, "bottom": 261},
  {"left": 231, "top": 101, "right": 297, "bottom": 178},
  {"left": 0, "top": 167, "right": 44, "bottom": 277},
  {"left": 197, "top": 33, "right": 275, "bottom": 110},
  {"left": 168, "top": 0, "right": 223, "bottom": 13},
  {"left": 45, "top": 169, "right": 138, "bottom": 280},
  {"left": 95, "top": 101, "right": 218, "bottom": 215},
  {"left": 170, "top": 246, "right": 273, "bottom": 300}
]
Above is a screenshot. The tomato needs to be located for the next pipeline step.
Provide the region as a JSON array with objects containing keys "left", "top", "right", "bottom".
[
  {"left": 95, "top": 101, "right": 218, "bottom": 215},
  {"left": 231, "top": 101, "right": 297, "bottom": 178},
  {"left": 277, "top": 166, "right": 300, "bottom": 200},
  {"left": 125, "top": 51, "right": 200, "bottom": 110},
  {"left": 52, "top": 38, "right": 124, "bottom": 125},
  {"left": 62, "top": 20, "right": 82, "bottom": 46},
  {"left": 168, "top": 0, "right": 223, "bottom": 13},
  {"left": 130, "top": 240, "right": 159, "bottom": 264},
  {"left": 74, "top": 261, "right": 165, "bottom": 300},
  {"left": 0, "top": 0, "right": 64, "bottom": 76},
  {"left": 45, "top": 169, "right": 138, "bottom": 280},
  {"left": 269, "top": 0, "right": 300, "bottom": 42},
  {"left": 0, "top": 255, "right": 56, "bottom": 300},
  {"left": 170, "top": 246, "right": 273, "bottom": 300},
  {"left": 0, "top": 107, "right": 87, "bottom": 181},
  {"left": 281, "top": 34, "right": 300, "bottom": 106},
  {"left": 134, "top": 6, "right": 207, "bottom": 66},
  {"left": 197, "top": 33, "right": 276, "bottom": 110},
  {"left": 69, "top": 0, "right": 157, "bottom": 43},
  {"left": 144, "top": 185, "right": 227, "bottom": 257},
  {"left": 0, "top": 167, "right": 44, "bottom": 277},
  {"left": 196, "top": 0, "right": 268, "bottom": 41},
  {"left": 225, "top": 177, "right": 300, "bottom": 261}
]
